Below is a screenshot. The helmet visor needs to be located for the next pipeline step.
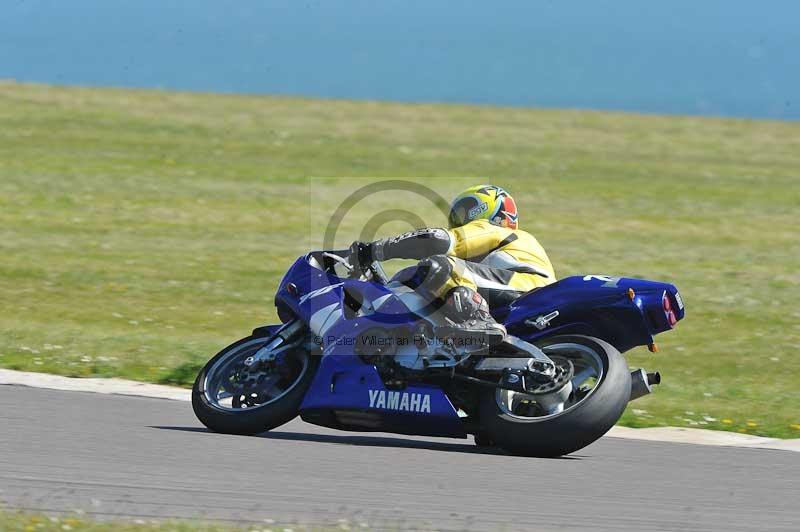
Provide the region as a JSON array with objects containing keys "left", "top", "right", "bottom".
[{"left": 448, "top": 197, "right": 480, "bottom": 228}]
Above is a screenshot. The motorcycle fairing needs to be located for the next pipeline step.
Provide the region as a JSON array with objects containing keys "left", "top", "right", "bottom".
[
  {"left": 500, "top": 275, "right": 685, "bottom": 352},
  {"left": 299, "top": 343, "right": 467, "bottom": 438},
  {"left": 274, "top": 256, "right": 415, "bottom": 331}
]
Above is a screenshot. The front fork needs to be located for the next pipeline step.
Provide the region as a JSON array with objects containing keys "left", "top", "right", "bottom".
[{"left": 245, "top": 319, "right": 306, "bottom": 368}]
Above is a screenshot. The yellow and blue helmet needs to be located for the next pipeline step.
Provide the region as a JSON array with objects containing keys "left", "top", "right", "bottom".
[{"left": 447, "top": 185, "right": 518, "bottom": 229}]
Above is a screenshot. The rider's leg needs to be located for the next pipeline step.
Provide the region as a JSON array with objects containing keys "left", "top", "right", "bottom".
[
  {"left": 437, "top": 285, "right": 507, "bottom": 346},
  {"left": 405, "top": 255, "right": 507, "bottom": 346}
]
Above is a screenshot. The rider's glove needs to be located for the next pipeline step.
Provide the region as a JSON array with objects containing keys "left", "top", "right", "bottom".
[{"left": 349, "top": 241, "right": 375, "bottom": 270}]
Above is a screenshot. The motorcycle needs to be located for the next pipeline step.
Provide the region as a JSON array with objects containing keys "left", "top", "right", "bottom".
[{"left": 192, "top": 248, "right": 684, "bottom": 457}]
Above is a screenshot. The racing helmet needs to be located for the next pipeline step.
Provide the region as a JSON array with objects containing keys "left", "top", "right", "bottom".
[{"left": 447, "top": 185, "right": 518, "bottom": 229}]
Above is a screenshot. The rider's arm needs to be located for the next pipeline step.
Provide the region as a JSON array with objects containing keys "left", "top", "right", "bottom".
[
  {"left": 369, "top": 220, "right": 513, "bottom": 262},
  {"left": 370, "top": 228, "right": 451, "bottom": 260}
]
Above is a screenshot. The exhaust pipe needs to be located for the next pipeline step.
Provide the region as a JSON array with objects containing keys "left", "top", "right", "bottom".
[{"left": 629, "top": 369, "right": 661, "bottom": 401}]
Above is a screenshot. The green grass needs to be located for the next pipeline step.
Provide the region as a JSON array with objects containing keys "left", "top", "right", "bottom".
[
  {"left": 0, "top": 510, "right": 319, "bottom": 531},
  {"left": 1, "top": 81, "right": 799, "bottom": 438}
]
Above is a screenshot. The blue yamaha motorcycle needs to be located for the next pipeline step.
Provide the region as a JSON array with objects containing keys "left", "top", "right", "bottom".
[{"left": 193, "top": 249, "right": 684, "bottom": 457}]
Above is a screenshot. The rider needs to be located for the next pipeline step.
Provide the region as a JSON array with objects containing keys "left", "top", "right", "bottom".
[{"left": 350, "top": 184, "right": 556, "bottom": 345}]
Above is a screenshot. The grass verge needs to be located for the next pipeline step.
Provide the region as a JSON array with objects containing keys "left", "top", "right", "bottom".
[{"left": 0, "top": 511, "right": 314, "bottom": 532}]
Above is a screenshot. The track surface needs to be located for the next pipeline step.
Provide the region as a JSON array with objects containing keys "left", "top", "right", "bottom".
[{"left": 1, "top": 386, "right": 798, "bottom": 531}]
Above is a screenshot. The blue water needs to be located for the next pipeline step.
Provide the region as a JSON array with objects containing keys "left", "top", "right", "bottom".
[{"left": 2, "top": 0, "right": 799, "bottom": 120}]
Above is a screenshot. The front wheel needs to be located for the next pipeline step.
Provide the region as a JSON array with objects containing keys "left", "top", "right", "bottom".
[
  {"left": 479, "top": 335, "right": 630, "bottom": 457},
  {"left": 192, "top": 334, "right": 319, "bottom": 435}
]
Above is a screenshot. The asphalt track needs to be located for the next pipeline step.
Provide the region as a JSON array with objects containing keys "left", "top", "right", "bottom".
[{"left": 1, "top": 386, "right": 798, "bottom": 531}]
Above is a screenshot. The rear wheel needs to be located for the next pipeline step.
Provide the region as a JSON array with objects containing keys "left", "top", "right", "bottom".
[
  {"left": 479, "top": 335, "right": 630, "bottom": 457},
  {"left": 192, "top": 335, "right": 319, "bottom": 435}
]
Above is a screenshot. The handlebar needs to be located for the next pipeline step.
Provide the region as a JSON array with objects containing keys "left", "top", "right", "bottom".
[
  {"left": 311, "top": 250, "right": 390, "bottom": 285},
  {"left": 321, "top": 252, "right": 354, "bottom": 272}
]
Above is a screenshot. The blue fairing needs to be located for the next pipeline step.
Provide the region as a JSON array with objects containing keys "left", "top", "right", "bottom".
[
  {"left": 274, "top": 257, "right": 412, "bottom": 328},
  {"left": 299, "top": 343, "right": 467, "bottom": 438},
  {"left": 498, "top": 275, "right": 685, "bottom": 353},
  {"left": 269, "top": 255, "right": 684, "bottom": 438}
]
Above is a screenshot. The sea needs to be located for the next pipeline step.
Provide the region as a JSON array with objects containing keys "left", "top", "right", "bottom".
[{"left": 2, "top": 0, "right": 798, "bottom": 120}]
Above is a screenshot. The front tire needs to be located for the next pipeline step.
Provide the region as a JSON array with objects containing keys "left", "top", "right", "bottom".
[
  {"left": 192, "top": 335, "right": 319, "bottom": 435},
  {"left": 479, "top": 335, "right": 630, "bottom": 457}
]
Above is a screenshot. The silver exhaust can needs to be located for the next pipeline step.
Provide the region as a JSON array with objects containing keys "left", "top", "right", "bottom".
[{"left": 629, "top": 369, "right": 661, "bottom": 401}]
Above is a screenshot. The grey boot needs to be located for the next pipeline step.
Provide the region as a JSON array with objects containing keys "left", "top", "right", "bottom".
[{"left": 435, "top": 286, "right": 507, "bottom": 347}]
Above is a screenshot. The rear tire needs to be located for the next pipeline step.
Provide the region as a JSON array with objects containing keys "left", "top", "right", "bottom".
[
  {"left": 479, "top": 335, "right": 630, "bottom": 457},
  {"left": 473, "top": 431, "right": 495, "bottom": 448},
  {"left": 192, "top": 335, "right": 319, "bottom": 435}
]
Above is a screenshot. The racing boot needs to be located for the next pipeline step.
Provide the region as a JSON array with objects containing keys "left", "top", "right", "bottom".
[{"left": 435, "top": 286, "right": 507, "bottom": 347}]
